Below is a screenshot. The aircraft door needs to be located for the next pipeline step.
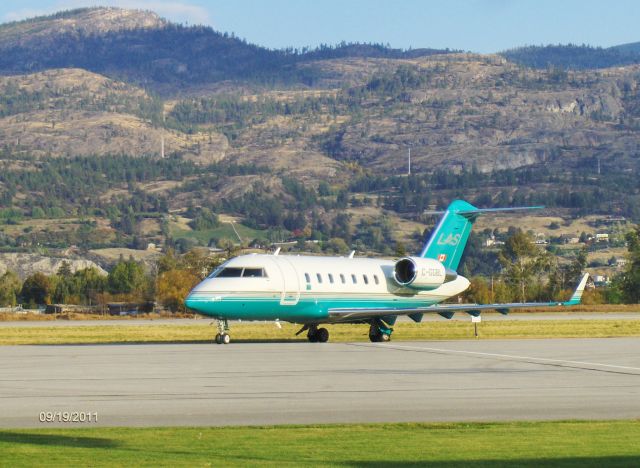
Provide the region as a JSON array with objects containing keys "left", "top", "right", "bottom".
[{"left": 276, "top": 257, "right": 300, "bottom": 305}]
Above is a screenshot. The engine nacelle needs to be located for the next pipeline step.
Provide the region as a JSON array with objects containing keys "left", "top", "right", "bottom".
[{"left": 393, "top": 257, "right": 457, "bottom": 290}]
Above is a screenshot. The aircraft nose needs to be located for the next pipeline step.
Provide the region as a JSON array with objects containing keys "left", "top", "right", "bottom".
[
  {"left": 184, "top": 279, "right": 214, "bottom": 310},
  {"left": 184, "top": 290, "right": 210, "bottom": 313}
]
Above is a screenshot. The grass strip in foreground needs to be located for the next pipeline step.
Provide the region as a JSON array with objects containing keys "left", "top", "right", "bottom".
[
  {"left": 1, "top": 420, "right": 639, "bottom": 467},
  {"left": 1, "top": 319, "right": 640, "bottom": 345}
]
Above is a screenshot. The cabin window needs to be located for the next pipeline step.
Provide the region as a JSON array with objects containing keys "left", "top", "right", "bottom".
[
  {"left": 351, "top": 274, "right": 357, "bottom": 284},
  {"left": 316, "top": 273, "right": 323, "bottom": 283},
  {"left": 305, "top": 273, "right": 310, "bottom": 283},
  {"left": 242, "top": 268, "right": 266, "bottom": 278},
  {"left": 328, "top": 273, "right": 334, "bottom": 284},
  {"left": 340, "top": 274, "right": 346, "bottom": 284},
  {"left": 363, "top": 274, "right": 369, "bottom": 285},
  {"left": 374, "top": 275, "right": 379, "bottom": 285},
  {"left": 216, "top": 267, "right": 243, "bottom": 277}
]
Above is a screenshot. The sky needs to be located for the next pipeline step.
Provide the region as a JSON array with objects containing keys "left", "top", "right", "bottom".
[{"left": 1, "top": 0, "right": 639, "bottom": 53}]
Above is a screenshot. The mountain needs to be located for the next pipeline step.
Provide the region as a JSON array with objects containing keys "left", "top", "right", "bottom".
[
  {"left": 500, "top": 44, "right": 640, "bottom": 70},
  {"left": 0, "top": 8, "right": 453, "bottom": 94},
  {"left": 1, "top": 7, "right": 640, "bottom": 259},
  {"left": 611, "top": 41, "right": 640, "bottom": 55}
]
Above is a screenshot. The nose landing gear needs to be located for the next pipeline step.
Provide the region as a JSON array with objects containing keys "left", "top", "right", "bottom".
[{"left": 214, "top": 319, "right": 231, "bottom": 344}]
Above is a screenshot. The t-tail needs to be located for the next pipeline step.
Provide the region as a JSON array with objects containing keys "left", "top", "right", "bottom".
[{"left": 420, "top": 200, "right": 544, "bottom": 271}]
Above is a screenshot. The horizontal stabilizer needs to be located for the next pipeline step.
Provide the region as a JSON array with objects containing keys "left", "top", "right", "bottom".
[{"left": 423, "top": 206, "right": 543, "bottom": 217}]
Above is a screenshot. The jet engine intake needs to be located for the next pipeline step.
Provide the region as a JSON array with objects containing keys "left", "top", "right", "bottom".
[{"left": 394, "top": 257, "right": 457, "bottom": 290}]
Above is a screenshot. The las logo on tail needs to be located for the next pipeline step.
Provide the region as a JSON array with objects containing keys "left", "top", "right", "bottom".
[{"left": 186, "top": 199, "right": 589, "bottom": 344}]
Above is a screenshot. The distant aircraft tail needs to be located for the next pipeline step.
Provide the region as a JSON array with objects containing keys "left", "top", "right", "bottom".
[
  {"left": 562, "top": 273, "right": 590, "bottom": 305},
  {"left": 420, "top": 200, "right": 543, "bottom": 271}
]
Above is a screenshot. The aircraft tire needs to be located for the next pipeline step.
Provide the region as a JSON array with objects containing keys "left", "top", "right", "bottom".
[
  {"left": 215, "top": 333, "right": 222, "bottom": 344},
  {"left": 369, "top": 331, "right": 391, "bottom": 343},
  {"left": 307, "top": 330, "right": 319, "bottom": 342},
  {"left": 222, "top": 333, "right": 231, "bottom": 345},
  {"left": 317, "top": 328, "right": 329, "bottom": 343}
]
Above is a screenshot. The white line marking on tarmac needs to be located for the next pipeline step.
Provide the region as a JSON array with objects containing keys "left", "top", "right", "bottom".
[{"left": 367, "top": 343, "right": 640, "bottom": 373}]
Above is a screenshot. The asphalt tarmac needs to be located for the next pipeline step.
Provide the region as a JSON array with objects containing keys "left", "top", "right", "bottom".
[{"left": 1, "top": 337, "right": 639, "bottom": 428}]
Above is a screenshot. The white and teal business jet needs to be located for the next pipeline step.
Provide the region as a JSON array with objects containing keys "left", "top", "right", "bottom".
[{"left": 185, "top": 200, "right": 589, "bottom": 344}]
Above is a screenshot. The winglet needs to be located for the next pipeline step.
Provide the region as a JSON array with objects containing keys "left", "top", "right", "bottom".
[{"left": 563, "top": 273, "right": 590, "bottom": 306}]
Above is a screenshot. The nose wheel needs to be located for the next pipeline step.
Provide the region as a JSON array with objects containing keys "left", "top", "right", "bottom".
[
  {"left": 214, "top": 320, "right": 231, "bottom": 344},
  {"left": 215, "top": 333, "right": 231, "bottom": 344}
]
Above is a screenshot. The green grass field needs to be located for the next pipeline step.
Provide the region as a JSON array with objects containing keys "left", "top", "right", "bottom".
[
  {"left": 170, "top": 222, "right": 266, "bottom": 245},
  {"left": 1, "top": 319, "right": 640, "bottom": 345},
  {"left": 1, "top": 421, "right": 639, "bottom": 467}
]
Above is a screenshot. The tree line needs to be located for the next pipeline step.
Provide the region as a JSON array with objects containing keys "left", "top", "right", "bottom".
[
  {"left": 0, "top": 248, "right": 223, "bottom": 313},
  {"left": 3, "top": 227, "right": 640, "bottom": 311}
]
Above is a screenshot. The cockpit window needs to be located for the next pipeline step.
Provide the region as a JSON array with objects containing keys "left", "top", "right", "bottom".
[
  {"left": 216, "top": 267, "right": 243, "bottom": 277},
  {"left": 243, "top": 268, "right": 266, "bottom": 278},
  {"left": 209, "top": 266, "right": 267, "bottom": 278}
]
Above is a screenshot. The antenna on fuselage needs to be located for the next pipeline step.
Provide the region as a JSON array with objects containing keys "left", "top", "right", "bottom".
[
  {"left": 273, "top": 247, "right": 281, "bottom": 256},
  {"left": 348, "top": 250, "right": 355, "bottom": 259}
]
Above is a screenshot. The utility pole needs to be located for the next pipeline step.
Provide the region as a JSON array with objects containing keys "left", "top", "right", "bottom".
[
  {"left": 407, "top": 147, "right": 411, "bottom": 176},
  {"left": 160, "top": 110, "right": 166, "bottom": 159}
]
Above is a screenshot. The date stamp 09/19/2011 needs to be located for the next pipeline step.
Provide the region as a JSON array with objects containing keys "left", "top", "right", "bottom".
[{"left": 38, "top": 411, "right": 99, "bottom": 423}]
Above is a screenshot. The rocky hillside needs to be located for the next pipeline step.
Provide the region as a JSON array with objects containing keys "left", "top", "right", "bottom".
[
  {"left": 0, "top": 8, "right": 166, "bottom": 49},
  {"left": 3, "top": 53, "right": 640, "bottom": 178},
  {"left": 0, "top": 253, "right": 106, "bottom": 279},
  {"left": 1, "top": 7, "right": 640, "bottom": 261},
  {"left": 0, "top": 68, "right": 227, "bottom": 163}
]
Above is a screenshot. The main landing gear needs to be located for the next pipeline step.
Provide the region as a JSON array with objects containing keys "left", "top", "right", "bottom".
[
  {"left": 369, "top": 321, "right": 392, "bottom": 343},
  {"left": 214, "top": 319, "right": 231, "bottom": 344},
  {"left": 297, "top": 324, "right": 330, "bottom": 343}
]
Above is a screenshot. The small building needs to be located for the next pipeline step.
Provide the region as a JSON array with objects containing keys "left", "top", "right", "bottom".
[
  {"left": 485, "top": 237, "right": 505, "bottom": 247},
  {"left": 615, "top": 258, "right": 628, "bottom": 268},
  {"left": 592, "top": 275, "right": 610, "bottom": 286},
  {"left": 595, "top": 233, "right": 609, "bottom": 242},
  {"left": 45, "top": 304, "right": 102, "bottom": 314},
  {"left": 107, "top": 302, "right": 156, "bottom": 316},
  {"left": 603, "top": 216, "right": 626, "bottom": 225},
  {"left": 561, "top": 236, "right": 580, "bottom": 244}
]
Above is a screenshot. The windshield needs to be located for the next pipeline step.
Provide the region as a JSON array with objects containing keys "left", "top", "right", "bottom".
[
  {"left": 211, "top": 267, "right": 267, "bottom": 278},
  {"left": 217, "top": 267, "right": 244, "bottom": 277}
]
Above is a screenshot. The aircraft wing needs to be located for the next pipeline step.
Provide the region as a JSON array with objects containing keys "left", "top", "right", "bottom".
[{"left": 328, "top": 273, "right": 590, "bottom": 322}]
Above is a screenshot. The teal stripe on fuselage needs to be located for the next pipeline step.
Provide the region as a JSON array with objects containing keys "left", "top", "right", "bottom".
[{"left": 185, "top": 293, "right": 442, "bottom": 323}]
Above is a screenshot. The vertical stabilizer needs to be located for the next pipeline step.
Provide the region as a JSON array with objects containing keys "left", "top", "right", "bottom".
[{"left": 420, "top": 200, "right": 478, "bottom": 271}]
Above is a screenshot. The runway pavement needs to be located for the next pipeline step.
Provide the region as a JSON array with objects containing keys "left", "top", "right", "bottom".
[{"left": 1, "top": 338, "right": 639, "bottom": 428}]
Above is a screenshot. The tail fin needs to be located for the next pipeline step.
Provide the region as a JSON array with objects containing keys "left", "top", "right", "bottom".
[
  {"left": 420, "top": 200, "right": 544, "bottom": 271},
  {"left": 420, "top": 200, "right": 478, "bottom": 271},
  {"left": 563, "top": 273, "right": 590, "bottom": 306}
]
